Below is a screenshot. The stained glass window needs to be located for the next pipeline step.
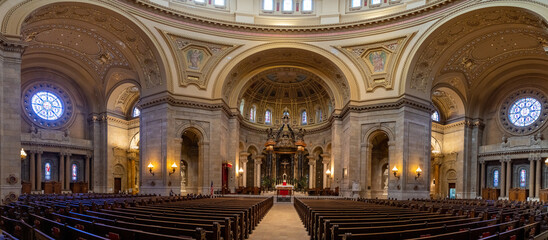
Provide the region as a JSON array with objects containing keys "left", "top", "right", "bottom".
[
  {"left": 45, "top": 163, "right": 51, "bottom": 180},
  {"left": 240, "top": 99, "right": 245, "bottom": 115},
  {"left": 351, "top": 0, "right": 361, "bottom": 8},
  {"left": 250, "top": 106, "right": 256, "bottom": 122},
  {"left": 265, "top": 110, "right": 272, "bottom": 124},
  {"left": 263, "top": 0, "right": 274, "bottom": 11},
  {"left": 493, "top": 169, "right": 499, "bottom": 187},
  {"left": 509, "top": 98, "right": 541, "bottom": 127},
  {"left": 72, "top": 164, "right": 77, "bottom": 181},
  {"left": 283, "top": 0, "right": 293, "bottom": 11},
  {"left": 371, "top": 0, "right": 381, "bottom": 4},
  {"left": 31, "top": 91, "right": 64, "bottom": 120},
  {"left": 132, "top": 107, "right": 140, "bottom": 118},
  {"left": 431, "top": 111, "right": 440, "bottom": 122},
  {"left": 519, "top": 169, "right": 527, "bottom": 188},
  {"left": 301, "top": 111, "right": 307, "bottom": 125},
  {"left": 302, "top": 0, "right": 312, "bottom": 11}
]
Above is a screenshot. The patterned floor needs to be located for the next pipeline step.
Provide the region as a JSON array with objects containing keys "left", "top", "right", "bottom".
[{"left": 248, "top": 203, "right": 309, "bottom": 240}]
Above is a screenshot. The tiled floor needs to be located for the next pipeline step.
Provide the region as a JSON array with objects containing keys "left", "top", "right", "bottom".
[{"left": 249, "top": 203, "right": 310, "bottom": 240}]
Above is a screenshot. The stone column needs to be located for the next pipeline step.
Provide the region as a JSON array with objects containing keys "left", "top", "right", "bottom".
[
  {"left": 307, "top": 156, "right": 315, "bottom": 188},
  {"left": 530, "top": 158, "right": 535, "bottom": 198},
  {"left": 239, "top": 152, "right": 250, "bottom": 187},
  {"left": 90, "top": 113, "right": 107, "bottom": 193},
  {"left": 432, "top": 153, "right": 443, "bottom": 198},
  {"left": 65, "top": 153, "right": 71, "bottom": 190},
  {"left": 59, "top": 153, "right": 65, "bottom": 190},
  {"left": 506, "top": 159, "right": 512, "bottom": 197},
  {"left": 500, "top": 158, "right": 506, "bottom": 197},
  {"left": 0, "top": 35, "right": 26, "bottom": 200},
  {"left": 30, "top": 151, "right": 36, "bottom": 191},
  {"left": 536, "top": 158, "right": 541, "bottom": 198},
  {"left": 37, "top": 151, "right": 42, "bottom": 191},
  {"left": 255, "top": 156, "right": 263, "bottom": 188},
  {"left": 479, "top": 160, "right": 485, "bottom": 193}
]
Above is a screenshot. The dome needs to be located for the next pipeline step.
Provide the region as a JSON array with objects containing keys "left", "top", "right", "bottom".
[{"left": 239, "top": 67, "right": 332, "bottom": 127}]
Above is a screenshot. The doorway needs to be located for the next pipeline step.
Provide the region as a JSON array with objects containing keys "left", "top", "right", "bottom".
[
  {"left": 449, "top": 183, "right": 456, "bottom": 199},
  {"left": 114, "top": 178, "right": 121, "bottom": 193}
]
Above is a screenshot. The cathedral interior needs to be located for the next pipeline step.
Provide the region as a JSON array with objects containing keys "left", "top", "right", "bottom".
[{"left": 1, "top": 0, "right": 548, "bottom": 239}]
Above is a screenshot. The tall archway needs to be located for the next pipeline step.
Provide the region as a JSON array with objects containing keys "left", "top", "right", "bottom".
[
  {"left": 181, "top": 129, "right": 203, "bottom": 194},
  {"left": 368, "top": 131, "right": 390, "bottom": 199}
]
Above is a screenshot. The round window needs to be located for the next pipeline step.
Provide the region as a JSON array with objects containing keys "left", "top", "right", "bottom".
[
  {"left": 499, "top": 89, "right": 547, "bottom": 135},
  {"left": 508, "top": 98, "right": 541, "bottom": 127},
  {"left": 31, "top": 91, "right": 64, "bottom": 120},
  {"left": 22, "top": 83, "right": 74, "bottom": 129}
]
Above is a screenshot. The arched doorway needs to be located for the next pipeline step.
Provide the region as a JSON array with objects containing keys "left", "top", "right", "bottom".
[
  {"left": 369, "top": 131, "right": 389, "bottom": 199},
  {"left": 181, "top": 129, "right": 202, "bottom": 194}
]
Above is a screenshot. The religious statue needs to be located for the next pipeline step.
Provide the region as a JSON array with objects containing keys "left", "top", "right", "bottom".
[{"left": 383, "top": 168, "right": 389, "bottom": 189}]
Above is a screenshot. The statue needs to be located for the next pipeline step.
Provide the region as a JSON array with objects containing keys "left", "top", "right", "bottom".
[
  {"left": 266, "top": 128, "right": 275, "bottom": 140},
  {"left": 501, "top": 135, "right": 509, "bottom": 148},
  {"left": 383, "top": 168, "right": 389, "bottom": 189},
  {"left": 296, "top": 128, "right": 306, "bottom": 141}
]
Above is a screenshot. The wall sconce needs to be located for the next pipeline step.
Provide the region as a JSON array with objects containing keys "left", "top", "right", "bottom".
[
  {"left": 325, "top": 169, "right": 331, "bottom": 176},
  {"left": 392, "top": 165, "right": 399, "bottom": 179},
  {"left": 238, "top": 167, "right": 244, "bottom": 175},
  {"left": 20, "top": 148, "right": 27, "bottom": 160},
  {"left": 545, "top": 158, "right": 548, "bottom": 164},
  {"left": 148, "top": 163, "right": 155, "bottom": 176},
  {"left": 415, "top": 166, "right": 422, "bottom": 180},
  {"left": 343, "top": 168, "right": 348, "bottom": 178},
  {"left": 169, "top": 162, "right": 177, "bottom": 176}
]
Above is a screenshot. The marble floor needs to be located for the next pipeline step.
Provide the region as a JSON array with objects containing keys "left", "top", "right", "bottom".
[{"left": 249, "top": 203, "right": 310, "bottom": 240}]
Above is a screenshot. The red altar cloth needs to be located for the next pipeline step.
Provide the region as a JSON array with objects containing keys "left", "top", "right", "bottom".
[{"left": 279, "top": 190, "right": 289, "bottom": 196}]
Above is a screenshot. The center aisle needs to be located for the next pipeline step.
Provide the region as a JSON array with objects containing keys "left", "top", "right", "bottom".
[{"left": 249, "top": 202, "right": 309, "bottom": 240}]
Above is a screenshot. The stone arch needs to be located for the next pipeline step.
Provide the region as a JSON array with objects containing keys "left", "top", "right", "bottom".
[
  {"left": 4, "top": 0, "right": 169, "bottom": 93},
  {"left": 402, "top": 2, "right": 548, "bottom": 100},
  {"left": 444, "top": 169, "right": 458, "bottom": 198},
  {"left": 363, "top": 126, "right": 395, "bottom": 144},
  {"left": 180, "top": 127, "right": 206, "bottom": 194},
  {"left": 176, "top": 123, "right": 209, "bottom": 143},
  {"left": 214, "top": 43, "right": 359, "bottom": 109},
  {"left": 365, "top": 130, "right": 391, "bottom": 199},
  {"left": 112, "top": 164, "right": 126, "bottom": 193}
]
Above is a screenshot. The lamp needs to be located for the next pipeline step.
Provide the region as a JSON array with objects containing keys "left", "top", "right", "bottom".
[
  {"left": 326, "top": 169, "right": 331, "bottom": 176},
  {"left": 545, "top": 158, "right": 548, "bottom": 164},
  {"left": 20, "top": 148, "right": 27, "bottom": 160},
  {"left": 392, "top": 165, "right": 399, "bottom": 179},
  {"left": 415, "top": 166, "right": 422, "bottom": 180},
  {"left": 148, "top": 163, "right": 155, "bottom": 176},
  {"left": 169, "top": 162, "right": 177, "bottom": 176},
  {"left": 238, "top": 167, "right": 244, "bottom": 174}
]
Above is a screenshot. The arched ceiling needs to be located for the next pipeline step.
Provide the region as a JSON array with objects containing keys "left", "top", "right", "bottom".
[
  {"left": 19, "top": 2, "right": 166, "bottom": 98},
  {"left": 408, "top": 6, "right": 548, "bottom": 102},
  {"left": 241, "top": 67, "right": 331, "bottom": 104},
  {"left": 106, "top": 83, "right": 141, "bottom": 118},
  {"left": 222, "top": 47, "right": 350, "bottom": 109}
]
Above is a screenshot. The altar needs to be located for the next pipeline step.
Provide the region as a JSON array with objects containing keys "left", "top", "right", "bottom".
[{"left": 275, "top": 181, "right": 294, "bottom": 202}]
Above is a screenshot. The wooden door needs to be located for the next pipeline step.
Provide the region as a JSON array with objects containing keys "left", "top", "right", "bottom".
[{"left": 114, "top": 178, "right": 121, "bottom": 193}]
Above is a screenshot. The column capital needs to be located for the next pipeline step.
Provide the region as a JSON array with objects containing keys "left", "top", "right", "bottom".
[
  {"left": 320, "top": 153, "right": 331, "bottom": 160},
  {"left": 308, "top": 161, "right": 315, "bottom": 166},
  {"left": 322, "top": 159, "right": 330, "bottom": 165},
  {"left": 479, "top": 159, "right": 485, "bottom": 164},
  {"left": 0, "top": 34, "right": 27, "bottom": 53}
]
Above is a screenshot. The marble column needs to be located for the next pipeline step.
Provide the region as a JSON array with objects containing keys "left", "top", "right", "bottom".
[
  {"left": 84, "top": 154, "right": 90, "bottom": 185},
  {"left": 239, "top": 152, "right": 250, "bottom": 187},
  {"left": 322, "top": 156, "right": 330, "bottom": 189},
  {"left": 307, "top": 156, "right": 315, "bottom": 188},
  {"left": 530, "top": 158, "right": 535, "bottom": 198},
  {"left": 30, "top": 151, "right": 35, "bottom": 190},
  {"left": 37, "top": 152, "right": 42, "bottom": 191},
  {"left": 536, "top": 159, "right": 542, "bottom": 198},
  {"left": 479, "top": 160, "right": 485, "bottom": 192},
  {"left": 506, "top": 159, "right": 511, "bottom": 197},
  {"left": 59, "top": 153, "right": 65, "bottom": 190},
  {"left": 255, "top": 156, "right": 263, "bottom": 188},
  {"left": 500, "top": 159, "right": 506, "bottom": 197}
]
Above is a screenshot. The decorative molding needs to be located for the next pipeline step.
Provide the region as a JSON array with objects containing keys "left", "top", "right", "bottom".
[
  {"left": 337, "top": 34, "right": 413, "bottom": 92},
  {"left": 0, "top": 33, "right": 27, "bottom": 53},
  {"left": 160, "top": 30, "right": 240, "bottom": 89}
]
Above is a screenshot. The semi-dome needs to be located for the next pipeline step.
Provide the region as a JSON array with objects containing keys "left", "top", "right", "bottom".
[{"left": 239, "top": 67, "right": 332, "bottom": 127}]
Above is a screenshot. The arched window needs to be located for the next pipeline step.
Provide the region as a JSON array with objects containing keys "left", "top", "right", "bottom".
[
  {"left": 302, "top": 0, "right": 313, "bottom": 11},
  {"left": 214, "top": 0, "right": 225, "bottom": 6},
  {"left": 431, "top": 111, "right": 440, "bottom": 122},
  {"left": 250, "top": 105, "right": 256, "bottom": 122},
  {"left": 316, "top": 108, "right": 322, "bottom": 123},
  {"left": 283, "top": 110, "right": 290, "bottom": 117},
  {"left": 239, "top": 99, "right": 245, "bottom": 115},
  {"left": 351, "top": 0, "right": 361, "bottom": 8},
  {"left": 45, "top": 163, "right": 51, "bottom": 181},
  {"left": 265, "top": 110, "right": 272, "bottom": 125},
  {"left": 519, "top": 169, "right": 527, "bottom": 188},
  {"left": 263, "top": 0, "right": 274, "bottom": 11},
  {"left": 282, "top": 0, "right": 293, "bottom": 11},
  {"left": 72, "top": 163, "right": 77, "bottom": 181},
  {"left": 371, "top": 0, "right": 381, "bottom": 5},
  {"left": 132, "top": 107, "right": 141, "bottom": 118},
  {"left": 493, "top": 169, "right": 499, "bottom": 187},
  {"left": 301, "top": 110, "right": 307, "bottom": 125}
]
